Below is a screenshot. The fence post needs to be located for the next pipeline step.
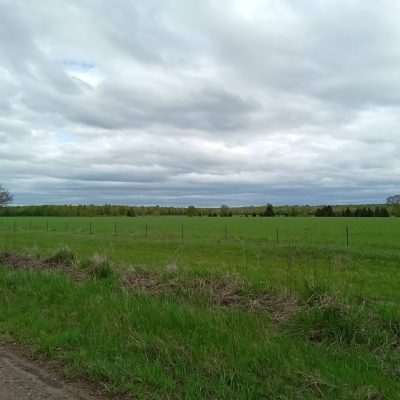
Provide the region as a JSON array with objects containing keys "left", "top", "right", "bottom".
[
  {"left": 346, "top": 226, "right": 349, "bottom": 248},
  {"left": 114, "top": 222, "right": 117, "bottom": 235},
  {"left": 276, "top": 228, "right": 279, "bottom": 244},
  {"left": 89, "top": 222, "right": 93, "bottom": 235},
  {"left": 13, "top": 220, "right": 16, "bottom": 233},
  {"left": 145, "top": 224, "right": 148, "bottom": 239},
  {"left": 181, "top": 224, "right": 184, "bottom": 241},
  {"left": 46, "top": 220, "right": 49, "bottom": 232}
]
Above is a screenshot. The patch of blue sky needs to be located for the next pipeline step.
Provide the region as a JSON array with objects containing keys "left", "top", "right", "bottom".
[
  {"left": 55, "top": 131, "right": 76, "bottom": 144},
  {"left": 62, "top": 59, "right": 95, "bottom": 72}
]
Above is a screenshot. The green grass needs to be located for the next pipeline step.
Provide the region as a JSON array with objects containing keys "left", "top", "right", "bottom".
[
  {"left": 0, "top": 216, "right": 400, "bottom": 398},
  {"left": 2, "top": 216, "right": 400, "bottom": 246},
  {"left": 1, "top": 216, "right": 400, "bottom": 302},
  {"left": 0, "top": 269, "right": 399, "bottom": 399}
]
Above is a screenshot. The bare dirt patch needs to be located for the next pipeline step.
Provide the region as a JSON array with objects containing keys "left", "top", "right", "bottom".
[
  {"left": 0, "top": 252, "right": 45, "bottom": 270},
  {"left": 0, "top": 252, "right": 86, "bottom": 280},
  {"left": 0, "top": 344, "right": 121, "bottom": 400},
  {"left": 122, "top": 271, "right": 299, "bottom": 321},
  {"left": 0, "top": 252, "right": 69, "bottom": 271}
]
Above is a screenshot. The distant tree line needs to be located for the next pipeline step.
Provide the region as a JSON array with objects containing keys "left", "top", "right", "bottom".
[
  {"left": 0, "top": 204, "right": 187, "bottom": 217},
  {"left": 315, "top": 205, "right": 390, "bottom": 217},
  {"left": 0, "top": 204, "right": 276, "bottom": 218},
  {"left": 0, "top": 183, "right": 398, "bottom": 218},
  {"left": 0, "top": 203, "right": 396, "bottom": 218}
]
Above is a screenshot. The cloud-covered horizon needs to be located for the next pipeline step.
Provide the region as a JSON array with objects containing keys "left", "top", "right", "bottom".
[{"left": 1, "top": 0, "right": 400, "bottom": 206}]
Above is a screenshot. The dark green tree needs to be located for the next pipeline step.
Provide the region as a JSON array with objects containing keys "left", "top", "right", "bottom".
[
  {"left": 186, "top": 205, "right": 197, "bottom": 217},
  {"left": 263, "top": 204, "right": 275, "bottom": 217},
  {"left": 220, "top": 204, "right": 231, "bottom": 217},
  {"left": 315, "top": 205, "right": 335, "bottom": 217},
  {"left": 127, "top": 208, "right": 136, "bottom": 217},
  {"left": 343, "top": 207, "right": 353, "bottom": 217}
]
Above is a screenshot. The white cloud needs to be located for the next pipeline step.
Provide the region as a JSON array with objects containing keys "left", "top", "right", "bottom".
[{"left": 1, "top": 0, "right": 400, "bottom": 205}]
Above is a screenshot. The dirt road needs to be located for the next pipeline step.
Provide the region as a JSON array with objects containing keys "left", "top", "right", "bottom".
[{"left": 0, "top": 346, "right": 97, "bottom": 400}]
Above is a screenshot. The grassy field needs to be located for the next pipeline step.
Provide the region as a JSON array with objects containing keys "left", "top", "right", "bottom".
[{"left": 0, "top": 216, "right": 400, "bottom": 399}]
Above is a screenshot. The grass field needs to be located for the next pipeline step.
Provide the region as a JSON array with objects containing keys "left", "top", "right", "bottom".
[{"left": 1, "top": 216, "right": 400, "bottom": 399}]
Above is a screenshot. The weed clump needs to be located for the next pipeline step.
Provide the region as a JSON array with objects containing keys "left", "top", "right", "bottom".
[
  {"left": 46, "top": 246, "right": 76, "bottom": 267},
  {"left": 81, "top": 254, "right": 114, "bottom": 280},
  {"left": 287, "top": 285, "right": 400, "bottom": 351}
]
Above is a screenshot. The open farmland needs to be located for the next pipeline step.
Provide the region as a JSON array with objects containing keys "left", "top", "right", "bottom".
[
  {"left": 1, "top": 216, "right": 400, "bottom": 299},
  {"left": 0, "top": 216, "right": 400, "bottom": 399}
]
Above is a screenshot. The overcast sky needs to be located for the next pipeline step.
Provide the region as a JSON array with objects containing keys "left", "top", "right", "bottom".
[{"left": 1, "top": 0, "right": 400, "bottom": 206}]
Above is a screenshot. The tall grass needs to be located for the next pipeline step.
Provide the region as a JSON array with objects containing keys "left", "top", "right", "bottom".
[
  {"left": 0, "top": 268, "right": 399, "bottom": 399},
  {"left": 1, "top": 216, "right": 400, "bottom": 398}
]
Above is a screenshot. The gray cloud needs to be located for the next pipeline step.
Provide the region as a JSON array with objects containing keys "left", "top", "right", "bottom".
[{"left": 1, "top": 0, "right": 400, "bottom": 206}]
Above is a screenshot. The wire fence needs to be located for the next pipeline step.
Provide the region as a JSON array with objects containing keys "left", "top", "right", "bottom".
[{"left": 0, "top": 217, "right": 399, "bottom": 252}]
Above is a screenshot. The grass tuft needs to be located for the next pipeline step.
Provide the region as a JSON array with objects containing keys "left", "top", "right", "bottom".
[
  {"left": 81, "top": 254, "right": 114, "bottom": 280},
  {"left": 45, "top": 246, "right": 76, "bottom": 267},
  {"left": 287, "top": 295, "right": 400, "bottom": 352}
]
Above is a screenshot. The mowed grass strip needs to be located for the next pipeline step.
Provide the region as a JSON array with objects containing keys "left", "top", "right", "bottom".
[{"left": 0, "top": 267, "right": 399, "bottom": 399}]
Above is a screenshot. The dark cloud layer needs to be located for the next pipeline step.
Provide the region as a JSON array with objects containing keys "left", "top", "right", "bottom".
[{"left": 1, "top": 0, "right": 400, "bottom": 205}]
